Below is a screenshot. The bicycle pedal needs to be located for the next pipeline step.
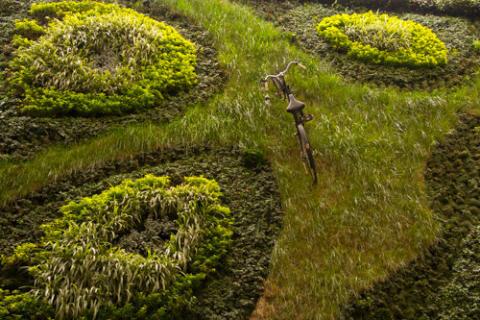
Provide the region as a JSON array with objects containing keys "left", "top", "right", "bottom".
[
  {"left": 304, "top": 114, "right": 314, "bottom": 122},
  {"left": 264, "top": 95, "right": 271, "bottom": 106}
]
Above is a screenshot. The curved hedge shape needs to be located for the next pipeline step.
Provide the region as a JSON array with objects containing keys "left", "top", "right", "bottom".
[
  {"left": 316, "top": 11, "right": 448, "bottom": 68},
  {"left": 8, "top": 1, "right": 198, "bottom": 116},
  {"left": 1, "top": 175, "right": 233, "bottom": 319}
]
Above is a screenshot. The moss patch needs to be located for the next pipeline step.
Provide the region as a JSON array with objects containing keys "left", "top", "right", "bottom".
[
  {"left": 0, "top": 147, "right": 283, "bottom": 319},
  {"left": 341, "top": 114, "right": 480, "bottom": 319}
]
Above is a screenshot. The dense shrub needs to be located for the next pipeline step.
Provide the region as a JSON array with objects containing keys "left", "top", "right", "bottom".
[
  {"left": 0, "top": 175, "right": 233, "bottom": 319},
  {"left": 316, "top": 11, "right": 448, "bottom": 68},
  {"left": 7, "top": 1, "right": 198, "bottom": 116}
]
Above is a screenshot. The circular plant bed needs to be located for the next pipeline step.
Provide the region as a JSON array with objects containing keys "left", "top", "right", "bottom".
[
  {"left": 2, "top": 175, "right": 233, "bottom": 319},
  {"left": 341, "top": 114, "right": 480, "bottom": 319},
  {"left": 316, "top": 11, "right": 448, "bottom": 68},
  {"left": 279, "top": 4, "right": 480, "bottom": 89},
  {"left": 0, "top": 0, "right": 225, "bottom": 160},
  {"left": 9, "top": 1, "right": 198, "bottom": 116},
  {"left": 0, "top": 147, "right": 283, "bottom": 319}
]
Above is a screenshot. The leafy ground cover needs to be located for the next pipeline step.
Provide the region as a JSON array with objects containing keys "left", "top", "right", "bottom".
[
  {"left": 0, "top": 0, "right": 480, "bottom": 319},
  {"left": 285, "top": 0, "right": 480, "bottom": 18},
  {"left": 0, "top": 0, "right": 225, "bottom": 160},
  {"left": 0, "top": 148, "right": 283, "bottom": 319}
]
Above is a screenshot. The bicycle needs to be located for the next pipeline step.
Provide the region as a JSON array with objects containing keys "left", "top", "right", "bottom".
[{"left": 261, "top": 61, "right": 318, "bottom": 185}]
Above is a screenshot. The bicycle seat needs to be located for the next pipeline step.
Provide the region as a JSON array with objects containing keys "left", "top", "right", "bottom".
[{"left": 286, "top": 94, "right": 305, "bottom": 113}]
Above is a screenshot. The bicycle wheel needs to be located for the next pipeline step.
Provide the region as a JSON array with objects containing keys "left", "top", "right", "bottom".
[{"left": 297, "top": 124, "right": 318, "bottom": 184}]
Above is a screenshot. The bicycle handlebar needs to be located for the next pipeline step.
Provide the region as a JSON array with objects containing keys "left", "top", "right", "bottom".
[
  {"left": 262, "top": 60, "right": 306, "bottom": 83},
  {"left": 261, "top": 61, "right": 306, "bottom": 99}
]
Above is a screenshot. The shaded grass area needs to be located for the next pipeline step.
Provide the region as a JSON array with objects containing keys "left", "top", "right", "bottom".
[
  {"left": 342, "top": 114, "right": 480, "bottom": 319},
  {"left": 0, "top": 147, "right": 283, "bottom": 319},
  {"left": 0, "top": 0, "right": 479, "bottom": 318}
]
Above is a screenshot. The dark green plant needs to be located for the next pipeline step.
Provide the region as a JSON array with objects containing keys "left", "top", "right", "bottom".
[
  {"left": 1, "top": 175, "right": 233, "bottom": 319},
  {"left": 7, "top": 1, "right": 198, "bottom": 116},
  {"left": 316, "top": 11, "right": 448, "bottom": 68},
  {"left": 0, "top": 289, "right": 55, "bottom": 320},
  {"left": 428, "top": 0, "right": 480, "bottom": 13},
  {"left": 436, "top": 224, "right": 480, "bottom": 320}
]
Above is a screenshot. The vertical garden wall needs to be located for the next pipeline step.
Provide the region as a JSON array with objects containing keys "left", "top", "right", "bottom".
[{"left": 1, "top": 0, "right": 480, "bottom": 319}]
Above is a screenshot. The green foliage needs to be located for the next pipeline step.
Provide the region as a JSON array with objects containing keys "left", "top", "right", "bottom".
[
  {"left": 430, "top": 0, "right": 480, "bottom": 12},
  {"left": 0, "top": 0, "right": 26, "bottom": 17},
  {"left": 13, "top": 19, "right": 45, "bottom": 39},
  {"left": 2, "top": 175, "right": 233, "bottom": 319},
  {"left": 0, "top": 289, "right": 54, "bottom": 320},
  {"left": 1, "top": 242, "right": 38, "bottom": 266},
  {"left": 7, "top": 1, "right": 198, "bottom": 116},
  {"left": 474, "top": 39, "right": 480, "bottom": 51},
  {"left": 436, "top": 225, "right": 480, "bottom": 319},
  {"left": 29, "top": 0, "right": 115, "bottom": 19},
  {"left": 316, "top": 11, "right": 448, "bottom": 68}
]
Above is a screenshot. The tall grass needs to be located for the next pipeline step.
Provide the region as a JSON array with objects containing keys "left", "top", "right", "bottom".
[{"left": 1, "top": 0, "right": 479, "bottom": 318}]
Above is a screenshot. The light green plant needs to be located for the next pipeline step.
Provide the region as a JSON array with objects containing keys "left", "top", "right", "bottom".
[
  {"left": 474, "top": 39, "right": 480, "bottom": 51},
  {"left": 316, "top": 11, "right": 448, "bottom": 68},
  {"left": 2, "top": 175, "right": 233, "bottom": 319},
  {"left": 0, "top": 289, "right": 54, "bottom": 320},
  {"left": 7, "top": 1, "right": 198, "bottom": 116},
  {"left": 13, "top": 19, "right": 45, "bottom": 39}
]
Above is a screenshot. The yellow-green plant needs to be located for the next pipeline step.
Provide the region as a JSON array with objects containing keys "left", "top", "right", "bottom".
[
  {"left": 7, "top": 1, "right": 198, "bottom": 116},
  {"left": 316, "top": 11, "right": 448, "bottom": 68},
  {"left": 1, "top": 175, "right": 233, "bottom": 319},
  {"left": 474, "top": 39, "right": 480, "bottom": 51}
]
